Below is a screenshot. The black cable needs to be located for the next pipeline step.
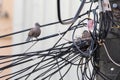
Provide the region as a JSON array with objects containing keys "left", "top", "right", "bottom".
[
  {"left": 5, "top": 48, "right": 78, "bottom": 79},
  {"left": 54, "top": 46, "right": 73, "bottom": 80},
  {"left": 35, "top": 54, "right": 80, "bottom": 80},
  {"left": 6, "top": 57, "right": 48, "bottom": 80},
  {"left": 0, "top": 29, "right": 30, "bottom": 38},
  {"left": 24, "top": 57, "right": 46, "bottom": 80},
  {"left": 71, "top": 7, "right": 98, "bottom": 57},
  {"left": 57, "top": 0, "right": 86, "bottom": 24},
  {"left": 88, "top": 0, "right": 94, "bottom": 18},
  {"left": 0, "top": 23, "right": 85, "bottom": 49},
  {"left": 54, "top": 56, "right": 64, "bottom": 80},
  {"left": 57, "top": 46, "right": 92, "bottom": 66},
  {"left": 99, "top": 10, "right": 113, "bottom": 40},
  {"left": 2, "top": 55, "right": 55, "bottom": 79},
  {"left": 14, "top": 53, "right": 78, "bottom": 80},
  {"left": 91, "top": 58, "right": 112, "bottom": 80},
  {"left": 52, "top": 48, "right": 73, "bottom": 80},
  {"left": 59, "top": 63, "right": 72, "bottom": 80},
  {"left": 0, "top": 41, "right": 72, "bottom": 59},
  {"left": 36, "top": 52, "right": 77, "bottom": 79},
  {"left": 19, "top": 45, "right": 73, "bottom": 79},
  {"left": 0, "top": 8, "right": 93, "bottom": 40},
  {"left": 72, "top": 26, "right": 92, "bottom": 57},
  {"left": 89, "top": 9, "right": 98, "bottom": 54},
  {"left": 0, "top": 64, "right": 34, "bottom": 79},
  {"left": 8, "top": 41, "right": 39, "bottom": 80},
  {"left": 6, "top": 41, "right": 38, "bottom": 73},
  {"left": 49, "top": 39, "right": 70, "bottom": 80},
  {"left": 24, "top": 43, "right": 72, "bottom": 80},
  {"left": 36, "top": 58, "right": 67, "bottom": 79},
  {"left": 76, "top": 59, "right": 82, "bottom": 80},
  {"left": 0, "top": 51, "right": 57, "bottom": 72},
  {"left": 0, "top": 44, "right": 74, "bottom": 73},
  {"left": 81, "top": 59, "right": 88, "bottom": 80},
  {"left": 85, "top": 60, "right": 92, "bottom": 80},
  {"left": 89, "top": 58, "right": 96, "bottom": 80},
  {"left": 40, "top": 13, "right": 79, "bottom": 80},
  {"left": 0, "top": 24, "right": 93, "bottom": 79},
  {"left": 97, "top": 71, "right": 112, "bottom": 80}
]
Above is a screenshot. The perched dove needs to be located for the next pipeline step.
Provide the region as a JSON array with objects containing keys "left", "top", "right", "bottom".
[
  {"left": 26, "top": 23, "right": 41, "bottom": 41},
  {"left": 82, "top": 30, "right": 91, "bottom": 39}
]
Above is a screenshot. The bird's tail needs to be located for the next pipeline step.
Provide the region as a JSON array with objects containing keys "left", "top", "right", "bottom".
[{"left": 26, "top": 36, "right": 31, "bottom": 41}]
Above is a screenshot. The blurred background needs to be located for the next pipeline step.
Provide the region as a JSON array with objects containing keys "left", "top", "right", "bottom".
[{"left": 0, "top": 0, "right": 13, "bottom": 78}]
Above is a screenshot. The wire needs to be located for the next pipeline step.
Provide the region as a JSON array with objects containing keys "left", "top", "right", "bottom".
[
  {"left": 98, "top": 0, "right": 113, "bottom": 40},
  {"left": 103, "top": 43, "right": 120, "bottom": 67},
  {"left": 57, "top": 0, "right": 86, "bottom": 24},
  {"left": 59, "top": 64, "right": 72, "bottom": 80},
  {"left": 0, "top": 23, "right": 86, "bottom": 49},
  {"left": 10, "top": 21, "right": 77, "bottom": 79},
  {"left": 0, "top": 9, "right": 94, "bottom": 39},
  {"left": 0, "top": 41, "right": 72, "bottom": 59},
  {"left": 14, "top": 53, "right": 78, "bottom": 80},
  {"left": 1, "top": 42, "right": 79, "bottom": 79},
  {"left": 1, "top": 55, "right": 54, "bottom": 79},
  {"left": 91, "top": 57, "right": 112, "bottom": 80},
  {"left": 39, "top": 55, "right": 80, "bottom": 80}
]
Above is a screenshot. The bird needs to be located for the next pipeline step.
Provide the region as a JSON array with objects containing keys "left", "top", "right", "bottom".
[
  {"left": 26, "top": 23, "right": 41, "bottom": 41},
  {"left": 82, "top": 30, "right": 91, "bottom": 39}
]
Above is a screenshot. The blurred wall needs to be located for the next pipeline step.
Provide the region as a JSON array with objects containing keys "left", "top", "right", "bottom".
[
  {"left": 0, "top": 0, "right": 14, "bottom": 80},
  {"left": 0, "top": 0, "right": 13, "bottom": 54}
]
